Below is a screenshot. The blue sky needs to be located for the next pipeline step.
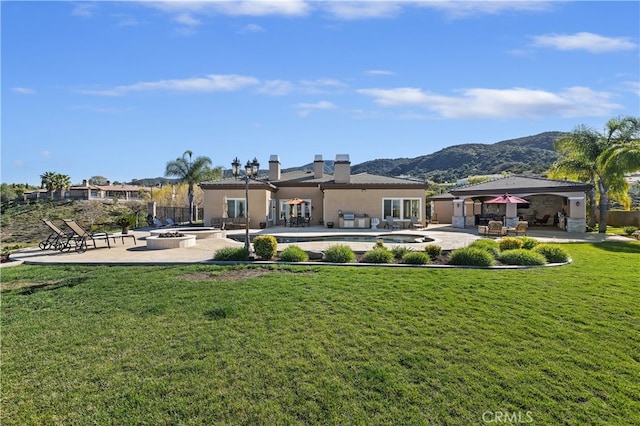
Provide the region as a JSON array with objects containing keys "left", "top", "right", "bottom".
[{"left": 3, "top": 1, "right": 639, "bottom": 186}]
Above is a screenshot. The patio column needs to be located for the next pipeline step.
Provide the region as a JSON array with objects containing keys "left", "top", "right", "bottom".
[
  {"left": 566, "top": 197, "right": 587, "bottom": 232},
  {"left": 452, "top": 199, "right": 465, "bottom": 229},
  {"left": 464, "top": 199, "right": 475, "bottom": 227},
  {"left": 504, "top": 203, "right": 519, "bottom": 228}
]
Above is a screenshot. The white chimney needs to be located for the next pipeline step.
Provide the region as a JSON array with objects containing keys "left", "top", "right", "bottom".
[
  {"left": 314, "top": 154, "right": 324, "bottom": 179},
  {"left": 269, "top": 155, "right": 281, "bottom": 181},
  {"left": 334, "top": 154, "right": 350, "bottom": 184}
]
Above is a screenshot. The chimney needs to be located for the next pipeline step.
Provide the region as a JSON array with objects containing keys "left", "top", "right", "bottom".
[
  {"left": 334, "top": 154, "right": 351, "bottom": 184},
  {"left": 106, "top": 180, "right": 111, "bottom": 186},
  {"left": 313, "top": 154, "right": 324, "bottom": 179},
  {"left": 269, "top": 155, "right": 281, "bottom": 181},
  {"left": 82, "top": 179, "right": 88, "bottom": 187}
]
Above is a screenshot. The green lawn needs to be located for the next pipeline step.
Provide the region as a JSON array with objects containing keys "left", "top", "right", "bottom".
[{"left": 2, "top": 241, "right": 639, "bottom": 425}]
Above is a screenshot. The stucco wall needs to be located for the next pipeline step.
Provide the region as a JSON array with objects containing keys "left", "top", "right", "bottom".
[{"left": 323, "top": 188, "right": 426, "bottom": 227}]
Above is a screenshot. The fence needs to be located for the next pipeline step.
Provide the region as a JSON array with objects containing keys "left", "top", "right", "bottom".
[{"left": 154, "top": 206, "right": 204, "bottom": 224}]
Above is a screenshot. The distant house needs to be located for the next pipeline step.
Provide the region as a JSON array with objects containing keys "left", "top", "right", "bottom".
[
  {"left": 430, "top": 175, "right": 592, "bottom": 232},
  {"left": 200, "top": 154, "right": 428, "bottom": 229},
  {"left": 23, "top": 180, "right": 150, "bottom": 202}
]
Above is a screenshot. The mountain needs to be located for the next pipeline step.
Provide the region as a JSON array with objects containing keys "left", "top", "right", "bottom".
[{"left": 349, "top": 132, "right": 565, "bottom": 182}]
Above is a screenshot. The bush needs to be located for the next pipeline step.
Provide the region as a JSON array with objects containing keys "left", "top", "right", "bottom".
[
  {"left": 213, "top": 247, "right": 250, "bottom": 261},
  {"left": 499, "top": 237, "right": 523, "bottom": 251},
  {"left": 402, "top": 251, "right": 432, "bottom": 265},
  {"left": 498, "top": 249, "right": 547, "bottom": 266},
  {"left": 622, "top": 225, "right": 638, "bottom": 236},
  {"left": 253, "top": 235, "right": 277, "bottom": 260},
  {"left": 374, "top": 239, "right": 386, "bottom": 249},
  {"left": 423, "top": 244, "right": 442, "bottom": 259},
  {"left": 362, "top": 248, "right": 394, "bottom": 264},
  {"left": 518, "top": 236, "right": 539, "bottom": 250},
  {"left": 323, "top": 244, "right": 356, "bottom": 263},
  {"left": 468, "top": 239, "right": 500, "bottom": 258},
  {"left": 278, "top": 245, "right": 309, "bottom": 262},
  {"left": 448, "top": 247, "right": 496, "bottom": 267},
  {"left": 391, "top": 246, "right": 412, "bottom": 260},
  {"left": 533, "top": 244, "right": 570, "bottom": 263}
]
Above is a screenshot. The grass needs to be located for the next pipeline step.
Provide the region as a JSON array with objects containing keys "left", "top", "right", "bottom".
[{"left": 2, "top": 241, "right": 639, "bottom": 425}]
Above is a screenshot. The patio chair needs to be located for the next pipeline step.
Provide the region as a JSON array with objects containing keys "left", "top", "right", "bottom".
[
  {"left": 534, "top": 214, "right": 551, "bottom": 225},
  {"left": 410, "top": 216, "right": 427, "bottom": 230},
  {"left": 385, "top": 216, "right": 400, "bottom": 231},
  {"left": 486, "top": 220, "right": 507, "bottom": 237},
  {"left": 152, "top": 217, "right": 165, "bottom": 228},
  {"left": 39, "top": 219, "right": 72, "bottom": 251},
  {"left": 165, "top": 218, "right": 177, "bottom": 227},
  {"left": 508, "top": 221, "right": 528, "bottom": 236},
  {"left": 62, "top": 219, "right": 111, "bottom": 253}
]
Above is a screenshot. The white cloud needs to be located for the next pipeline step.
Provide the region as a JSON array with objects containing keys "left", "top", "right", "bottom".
[
  {"left": 258, "top": 80, "right": 295, "bottom": 96},
  {"left": 358, "top": 86, "right": 621, "bottom": 118},
  {"left": 40, "top": 150, "right": 52, "bottom": 158},
  {"left": 80, "top": 74, "right": 260, "bottom": 96},
  {"left": 365, "top": 70, "right": 395, "bottom": 76},
  {"left": 12, "top": 87, "right": 36, "bottom": 95},
  {"left": 237, "top": 23, "right": 265, "bottom": 34},
  {"left": 300, "top": 78, "right": 347, "bottom": 93},
  {"left": 619, "top": 81, "right": 640, "bottom": 96},
  {"left": 148, "top": 1, "right": 310, "bottom": 17},
  {"left": 532, "top": 32, "right": 637, "bottom": 53},
  {"left": 71, "top": 3, "right": 98, "bottom": 18},
  {"left": 174, "top": 13, "right": 201, "bottom": 27},
  {"left": 295, "top": 100, "right": 337, "bottom": 117},
  {"left": 320, "top": 1, "right": 403, "bottom": 20},
  {"left": 417, "top": 0, "right": 553, "bottom": 18}
]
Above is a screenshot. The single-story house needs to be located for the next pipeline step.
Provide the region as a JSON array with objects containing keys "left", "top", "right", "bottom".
[
  {"left": 23, "top": 180, "right": 149, "bottom": 202},
  {"left": 430, "top": 176, "right": 592, "bottom": 232},
  {"left": 200, "top": 154, "right": 428, "bottom": 229}
]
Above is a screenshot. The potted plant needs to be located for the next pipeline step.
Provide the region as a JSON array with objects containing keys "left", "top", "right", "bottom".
[{"left": 114, "top": 215, "right": 136, "bottom": 234}]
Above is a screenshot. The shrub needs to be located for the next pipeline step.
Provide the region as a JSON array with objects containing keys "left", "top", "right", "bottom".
[
  {"left": 362, "top": 248, "right": 394, "bottom": 264},
  {"left": 518, "top": 236, "right": 539, "bottom": 250},
  {"left": 323, "top": 244, "right": 356, "bottom": 263},
  {"left": 448, "top": 247, "right": 496, "bottom": 267},
  {"left": 468, "top": 239, "right": 500, "bottom": 258},
  {"left": 499, "top": 237, "right": 523, "bottom": 251},
  {"left": 391, "top": 246, "right": 412, "bottom": 260},
  {"left": 423, "top": 244, "right": 442, "bottom": 259},
  {"left": 374, "top": 239, "right": 386, "bottom": 249},
  {"left": 213, "top": 247, "right": 250, "bottom": 261},
  {"left": 402, "top": 251, "right": 431, "bottom": 265},
  {"left": 498, "top": 249, "right": 547, "bottom": 266},
  {"left": 253, "top": 235, "right": 277, "bottom": 260},
  {"left": 533, "top": 244, "right": 570, "bottom": 263},
  {"left": 623, "top": 225, "right": 638, "bottom": 236},
  {"left": 278, "top": 245, "right": 309, "bottom": 262}
]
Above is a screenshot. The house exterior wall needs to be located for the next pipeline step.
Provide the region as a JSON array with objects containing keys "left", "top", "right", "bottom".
[
  {"left": 323, "top": 188, "right": 425, "bottom": 227},
  {"left": 430, "top": 199, "right": 454, "bottom": 224},
  {"left": 202, "top": 187, "right": 273, "bottom": 227},
  {"left": 273, "top": 186, "right": 324, "bottom": 225}
]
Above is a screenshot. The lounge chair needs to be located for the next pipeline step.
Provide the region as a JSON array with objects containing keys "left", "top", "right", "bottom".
[
  {"left": 62, "top": 219, "right": 111, "bottom": 253},
  {"left": 385, "top": 216, "right": 400, "bottom": 231},
  {"left": 152, "top": 217, "right": 165, "bottom": 227},
  {"left": 410, "top": 216, "right": 428, "bottom": 230},
  {"left": 486, "top": 220, "right": 507, "bottom": 237},
  {"left": 534, "top": 214, "right": 551, "bottom": 225},
  {"left": 508, "top": 221, "right": 528, "bottom": 236},
  {"left": 165, "top": 218, "right": 177, "bottom": 227},
  {"left": 39, "top": 219, "right": 72, "bottom": 251}
]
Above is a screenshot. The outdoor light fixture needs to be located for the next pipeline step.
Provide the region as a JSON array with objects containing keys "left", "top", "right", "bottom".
[{"left": 231, "top": 157, "right": 260, "bottom": 251}]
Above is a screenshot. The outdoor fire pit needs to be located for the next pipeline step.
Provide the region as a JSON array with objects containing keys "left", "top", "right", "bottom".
[{"left": 146, "top": 232, "right": 196, "bottom": 250}]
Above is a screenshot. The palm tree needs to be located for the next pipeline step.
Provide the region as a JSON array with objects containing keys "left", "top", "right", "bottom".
[
  {"left": 40, "top": 171, "right": 57, "bottom": 199},
  {"left": 550, "top": 116, "right": 640, "bottom": 232},
  {"left": 51, "top": 174, "right": 71, "bottom": 199},
  {"left": 165, "top": 150, "right": 213, "bottom": 224}
]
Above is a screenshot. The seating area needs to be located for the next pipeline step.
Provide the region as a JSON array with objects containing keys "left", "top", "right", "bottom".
[
  {"left": 62, "top": 218, "right": 112, "bottom": 253},
  {"left": 385, "top": 216, "right": 400, "bottom": 231},
  {"left": 534, "top": 214, "right": 551, "bottom": 226},
  {"left": 478, "top": 220, "right": 508, "bottom": 237},
  {"left": 410, "top": 216, "right": 428, "bottom": 230},
  {"left": 507, "top": 221, "right": 528, "bottom": 236}
]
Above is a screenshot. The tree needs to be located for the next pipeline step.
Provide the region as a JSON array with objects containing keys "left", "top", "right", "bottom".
[
  {"left": 40, "top": 171, "right": 57, "bottom": 199},
  {"left": 52, "top": 174, "right": 71, "bottom": 199},
  {"left": 164, "top": 150, "right": 213, "bottom": 223},
  {"left": 550, "top": 116, "right": 640, "bottom": 232},
  {"left": 89, "top": 176, "right": 109, "bottom": 185}
]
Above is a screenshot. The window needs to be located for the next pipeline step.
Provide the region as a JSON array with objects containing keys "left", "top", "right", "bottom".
[
  {"left": 383, "top": 198, "right": 421, "bottom": 220},
  {"left": 227, "top": 198, "right": 246, "bottom": 218}
]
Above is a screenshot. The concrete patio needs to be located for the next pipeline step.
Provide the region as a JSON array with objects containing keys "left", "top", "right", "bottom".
[{"left": 3, "top": 224, "right": 630, "bottom": 267}]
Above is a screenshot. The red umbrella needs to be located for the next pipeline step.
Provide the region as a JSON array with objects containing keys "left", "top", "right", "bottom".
[
  {"left": 284, "top": 198, "right": 306, "bottom": 205},
  {"left": 484, "top": 194, "right": 528, "bottom": 204}
]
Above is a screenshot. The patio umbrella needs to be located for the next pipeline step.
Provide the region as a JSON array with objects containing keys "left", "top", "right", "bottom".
[
  {"left": 484, "top": 193, "right": 528, "bottom": 204},
  {"left": 284, "top": 198, "right": 306, "bottom": 205}
]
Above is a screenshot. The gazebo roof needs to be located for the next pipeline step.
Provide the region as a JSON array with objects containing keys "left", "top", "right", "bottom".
[{"left": 450, "top": 176, "right": 591, "bottom": 196}]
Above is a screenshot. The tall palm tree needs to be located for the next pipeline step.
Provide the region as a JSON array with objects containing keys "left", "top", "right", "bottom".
[
  {"left": 40, "top": 171, "right": 57, "bottom": 199},
  {"left": 52, "top": 174, "right": 71, "bottom": 199},
  {"left": 550, "top": 116, "right": 640, "bottom": 232},
  {"left": 164, "top": 150, "right": 213, "bottom": 224}
]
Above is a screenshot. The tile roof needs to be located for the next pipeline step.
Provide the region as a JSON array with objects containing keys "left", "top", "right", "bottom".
[{"left": 450, "top": 175, "right": 591, "bottom": 195}]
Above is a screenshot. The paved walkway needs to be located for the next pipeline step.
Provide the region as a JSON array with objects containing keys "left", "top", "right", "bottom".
[{"left": 3, "top": 224, "right": 629, "bottom": 267}]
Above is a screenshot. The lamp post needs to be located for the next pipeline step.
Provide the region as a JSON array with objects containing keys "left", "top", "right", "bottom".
[{"left": 231, "top": 157, "right": 260, "bottom": 251}]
